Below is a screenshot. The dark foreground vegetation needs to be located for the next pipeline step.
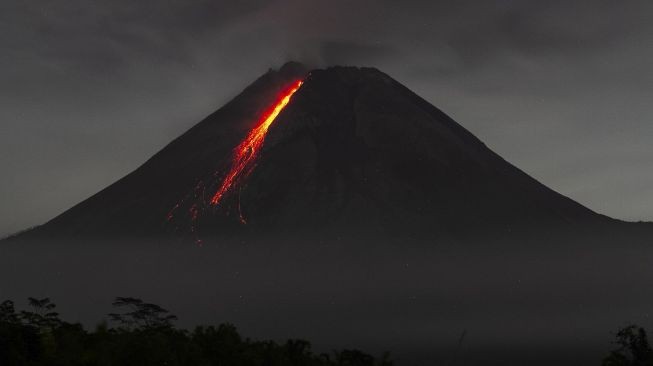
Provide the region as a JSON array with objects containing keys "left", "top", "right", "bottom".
[
  {"left": 0, "top": 297, "right": 392, "bottom": 366},
  {"left": 603, "top": 325, "right": 653, "bottom": 366},
  {"left": 4, "top": 296, "right": 652, "bottom": 366}
]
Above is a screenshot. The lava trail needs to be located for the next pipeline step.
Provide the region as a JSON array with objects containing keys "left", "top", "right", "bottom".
[{"left": 210, "top": 79, "right": 304, "bottom": 207}]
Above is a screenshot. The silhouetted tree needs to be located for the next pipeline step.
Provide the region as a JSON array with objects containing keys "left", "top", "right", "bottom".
[
  {"left": 20, "top": 297, "right": 61, "bottom": 329},
  {"left": 334, "top": 349, "right": 376, "bottom": 366},
  {"left": 603, "top": 325, "right": 653, "bottom": 366},
  {"left": 0, "top": 299, "right": 42, "bottom": 365},
  {"left": 0, "top": 300, "right": 20, "bottom": 324},
  {"left": 108, "top": 297, "right": 178, "bottom": 330}
]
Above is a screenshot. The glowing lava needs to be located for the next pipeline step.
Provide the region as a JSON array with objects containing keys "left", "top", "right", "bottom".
[{"left": 210, "top": 79, "right": 304, "bottom": 207}]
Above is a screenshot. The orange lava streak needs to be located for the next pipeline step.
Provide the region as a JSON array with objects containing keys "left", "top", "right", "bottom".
[{"left": 210, "top": 79, "right": 303, "bottom": 206}]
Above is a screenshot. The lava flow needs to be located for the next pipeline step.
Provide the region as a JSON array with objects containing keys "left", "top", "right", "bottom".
[{"left": 210, "top": 79, "right": 304, "bottom": 208}]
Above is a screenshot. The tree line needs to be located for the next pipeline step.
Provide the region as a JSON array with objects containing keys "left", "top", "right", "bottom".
[
  {"left": 4, "top": 295, "right": 650, "bottom": 365},
  {"left": 0, "top": 297, "right": 392, "bottom": 366}
]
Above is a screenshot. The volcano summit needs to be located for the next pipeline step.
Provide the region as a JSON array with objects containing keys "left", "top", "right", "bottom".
[{"left": 13, "top": 62, "right": 628, "bottom": 242}]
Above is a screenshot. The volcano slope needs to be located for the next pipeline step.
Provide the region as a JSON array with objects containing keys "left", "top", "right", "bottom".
[{"left": 8, "top": 62, "right": 634, "bottom": 243}]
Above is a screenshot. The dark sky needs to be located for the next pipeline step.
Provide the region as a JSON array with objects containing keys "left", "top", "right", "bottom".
[{"left": 1, "top": 0, "right": 652, "bottom": 237}]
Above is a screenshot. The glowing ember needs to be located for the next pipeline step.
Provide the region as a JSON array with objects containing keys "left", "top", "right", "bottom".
[{"left": 210, "top": 79, "right": 304, "bottom": 207}]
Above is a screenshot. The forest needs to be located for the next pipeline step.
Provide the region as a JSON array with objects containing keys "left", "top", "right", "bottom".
[
  {"left": 3, "top": 296, "right": 653, "bottom": 365},
  {"left": 0, "top": 297, "right": 392, "bottom": 366}
]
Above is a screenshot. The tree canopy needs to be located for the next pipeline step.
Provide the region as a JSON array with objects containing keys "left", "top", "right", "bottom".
[{"left": 0, "top": 297, "right": 392, "bottom": 366}]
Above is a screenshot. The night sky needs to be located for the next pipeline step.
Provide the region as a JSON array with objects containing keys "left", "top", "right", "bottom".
[{"left": 1, "top": 0, "right": 652, "bottom": 237}]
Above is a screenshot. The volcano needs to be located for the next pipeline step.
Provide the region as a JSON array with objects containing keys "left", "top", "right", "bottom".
[
  {"left": 5, "top": 62, "right": 653, "bottom": 366},
  {"left": 13, "top": 62, "right": 625, "bottom": 242}
]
